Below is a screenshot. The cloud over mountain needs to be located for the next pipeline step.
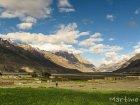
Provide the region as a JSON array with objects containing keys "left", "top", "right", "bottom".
[
  {"left": 58, "top": 0, "right": 75, "bottom": 12},
  {"left": 0, "top": 23, "right": 87, "bottom": 53}
]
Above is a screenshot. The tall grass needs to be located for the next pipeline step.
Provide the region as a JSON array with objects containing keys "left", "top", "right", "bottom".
[{"left": 0, "top": 88, "right": 139, "bottom": 105}]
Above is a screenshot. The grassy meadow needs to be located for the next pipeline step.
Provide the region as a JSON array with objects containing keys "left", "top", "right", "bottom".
[{"left": 0, "top": 88, "right": 139, "bottom": 105}]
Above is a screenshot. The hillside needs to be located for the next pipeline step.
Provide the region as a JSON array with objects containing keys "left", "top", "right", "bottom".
[
  {"left": 98, "top": 60, "right": 128, "bottom": 72},
  {"left": 55, "top": 51, "right": 96, "bottom": 72},
  {"left": 114, "top": 53, "right": 140, "bottom": 73},
  {"left": 0, "top": 38, "right": 81, "bottom": 74},
  {"left": 43, "top": 51, "right": 96, "bottom": 72}
]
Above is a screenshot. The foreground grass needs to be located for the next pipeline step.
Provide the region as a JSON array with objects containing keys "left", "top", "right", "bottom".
[{"left": 0, "top": 88, "right": 140, "bottom": 105}]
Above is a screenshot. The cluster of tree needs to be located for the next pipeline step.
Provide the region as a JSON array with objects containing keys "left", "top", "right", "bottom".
[
  {"left": 41, "top": 72, "right": 51, "bottom": 79},
  {"left": 0, "top": 72, "right": 2, "bottom": 76},
  {"left": 31, "top": 72, "right": 51, "bottom": 79}
]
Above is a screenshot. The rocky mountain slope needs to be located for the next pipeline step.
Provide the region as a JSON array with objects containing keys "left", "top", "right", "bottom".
[
  {"left": 98, "top": 61, "right": 126, "bottom": 72},
  {"left": 0, "top": 38, "right": 95, "bottom": 73},
  {"left": 0, "top": 38, "right": 81, "bottom": 73},
  {"left": 43, "top": 51, "right": 96, "bottom": 72},
  {"left": 114, "top": 53, "right": 140, "bottom": 73}
]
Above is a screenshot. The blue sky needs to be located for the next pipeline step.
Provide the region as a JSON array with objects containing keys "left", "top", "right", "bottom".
[{"left": 0, "top": 0, "right": 140, "bottom": 66}]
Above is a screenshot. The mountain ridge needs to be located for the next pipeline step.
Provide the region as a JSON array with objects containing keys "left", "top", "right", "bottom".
[
  {"left": 114, "top": 53, "right": 140, "bottom": 73},
  {"left": 0, "top": 38, "right": 81, "bottom": 73},
  {"left": 0, "top": 38, "right": 95, "bottom": 73}
]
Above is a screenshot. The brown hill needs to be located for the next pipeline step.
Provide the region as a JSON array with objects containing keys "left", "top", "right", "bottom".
[
  {"left": 114, "top": 53, "right": 140, "bottom": 73},
  {"left": 43, "top": 51, "right": 96, "bottom": 72},
  {"left": 0, "top": 38, "right": 81, "bottom": 74}
]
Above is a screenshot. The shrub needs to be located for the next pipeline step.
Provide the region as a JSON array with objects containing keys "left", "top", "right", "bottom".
[{"left": 42, "top": 72, "right": 51, "bottom": 79}]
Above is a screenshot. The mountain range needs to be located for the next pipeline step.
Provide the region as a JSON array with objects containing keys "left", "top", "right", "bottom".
[
  {"left": 98, "top": 61, "right": 126, "bottom": 72},
  {"left": 115, "top": 53, "right": 140, "bottom": 73},
  {"left": 0, "top": 37, "right": 140, "bottom": 74},
  {"left": 0, "top": 38, "right": 95, "bottom": 73}
]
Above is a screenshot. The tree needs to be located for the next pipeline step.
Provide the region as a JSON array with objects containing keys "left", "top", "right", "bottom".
[
  {"left": 0, "top": 72, "right": 2, "bottom": 76},
  {"left": 42, "top": 72, "right": 51, "bottom": 79},
  {"left": 31, "top": 72, "right": 38, "bottom": 77}
]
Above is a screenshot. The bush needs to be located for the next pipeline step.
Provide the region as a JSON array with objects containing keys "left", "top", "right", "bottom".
[
  {"left": 42, "top": 72, "right": 51, "bottom": 79},
  {"left": 31, "top": 72, "right": 38, "bottom": 77},
  {"left": 0, "top": 72, "right": 2, "bottom": 76}
]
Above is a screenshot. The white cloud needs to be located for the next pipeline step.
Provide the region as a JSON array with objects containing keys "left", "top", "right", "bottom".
[
  {"left": 89, "top": 44, "right": 123, "bottom": 54},
  {"left": 109, "top": 38, "right": 114, "bottom": 41},
  {"left": 78, "top": 32, "right": 122, "bottom": 54},
  {"left": 17, "top": 23, "right": 33, "bottom": 30},
  {"left": 102, "top": 52, "right": 131, "bottom": 65},
  {"left": 0, "top": 31, "right": 81, "bottom": 54},
  {"left": 99, "top": 41, "right": 140, "bottom": 66},
  {"left": 104, "top": 52, "right": 117, "bottom": 59},
  {"left": 83, "top": 52, "right": 130, "bottom": 67},
  {"left": 106, "top": 14, "right": 115, "bottom": 21},
  {"left": 59, "top": 8, "right": 75, "bottom": 12},
  {"left": 31, "top": 43, "right": 81, "bottom": 54},
  {"left": 0, "top": 32, "right": 46, "bottom": 44},
  {"left": 0, "top": 23, "right": 88, "bottom": 53},
  {"left": 0, "top": 10, "right": 18, "bottom": 18},
  {"left": 0, "top": 0, "right": 76, "bottom": 30},
  {"left": 58, "top": 0, "right": 75, "bottom": 12},
  {"left": 49, "top": 23, "right": 80, "bottom": 44},
  {"left": 0, "top": 0, "right": 53, "bottom": 30},
  {"left": 97, "top": 41, "right": 140, "bottom": 66},
  {"left": 0, "top": 23, "right": 86, "bottom": 44},
  {"left": 79, "top": 33, "right": 103, "bottom": 47},
  {"left": 20, "top": 16, "right": 37, "bottom": 23},
  {"left": 134, "top": 8, "right": 140, "bottom": 15},
  {"left": 0, "top": 0, "right": 53, "bottom": 19},
  {"left": 92, "top": 52, "right": 131, "bottom": 67},
  {"left": 17, "top": 16, "right": 37, "bottom": 30},
  {"left": 79, "top": 32, "right": 90, "bottom": 36},
  {"left": 1, "top": 22, "right": 124, "bottom": 56},
  {"left": 133, "top": 42, "right": 140, "bottom": 54},
  {"left": 89, "top": 51, "right": 132, "bottom": 67},
  {"left": 89, "top": 44, "right": 105, "bottom": 54}
]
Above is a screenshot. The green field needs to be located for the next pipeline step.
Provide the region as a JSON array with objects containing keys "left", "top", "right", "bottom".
[{"left": 0, "top": 88, "right": 139, "bottom": 105}]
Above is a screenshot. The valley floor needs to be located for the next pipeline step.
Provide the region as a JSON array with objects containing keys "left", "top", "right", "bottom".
[
  {"left": 0, "top": 79, "right": 140, "bottom": 91},
  {"left": 0, "top": 78, "right": 140, "bottom": 105}
]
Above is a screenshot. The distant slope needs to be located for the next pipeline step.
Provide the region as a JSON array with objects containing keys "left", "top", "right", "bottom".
[
  {"left": 43, "top": 51, "right": 96, "bottom": 72},
  {"left": 18, "top": 44, "right": 96, "bottom": 73},
  {"left": 114, "top": 53, "right": 140, "bottom": 73},
  {"left": 0, "top": 38, "right": 81, "bottom": 74},
  {"left": 98, "top": 61, "right": 126, "bottom": 72}
]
